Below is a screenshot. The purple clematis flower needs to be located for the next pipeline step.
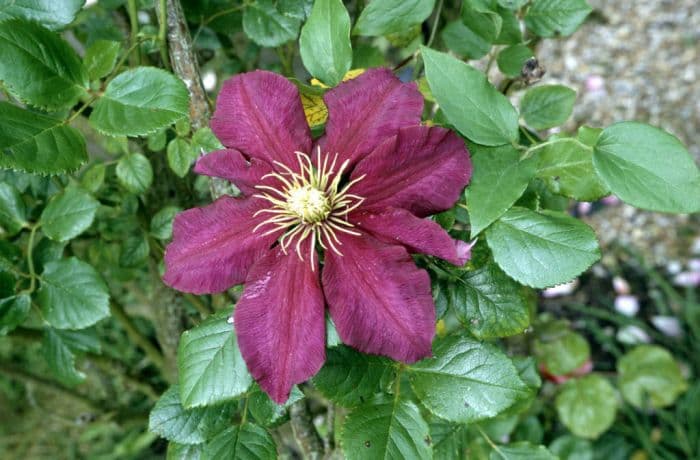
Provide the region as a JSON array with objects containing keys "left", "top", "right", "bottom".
[{"left": 163, "top": 69, "right": 472, "bottom": 403}]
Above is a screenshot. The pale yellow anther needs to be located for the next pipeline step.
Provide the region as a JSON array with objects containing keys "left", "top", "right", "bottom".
[{"left": 286, "top": 185, "right": 330, "bottom": 223}]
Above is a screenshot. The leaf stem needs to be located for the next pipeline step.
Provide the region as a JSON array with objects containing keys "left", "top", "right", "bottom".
[
  {"left": 22, "top": 223, "right": 39, "bottom": 294},
  {"left": 127, "top": 0, "right": 141, "bottom": 65},
  {"left": 521, "top": 137, "right": 592, "bottom": 160},
  {"left": 475, "top": 424, "right": 505, "bottom": 458},
  {"left": 158, "top": 0, "right": 170, "bottom": 67},
  {"left": 109, "top": 299, "right": 167, "bottom": 374},
  {"left": 240, "top": 395, "right": 249, "bottom": 425}
]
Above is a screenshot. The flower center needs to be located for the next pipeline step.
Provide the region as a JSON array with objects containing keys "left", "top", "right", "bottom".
[
  {"left": 286, "top": 185, "right": 330, "bottom": 223},
  {"left": 251, "top": 147, "right": 366, "bottom": 269}
]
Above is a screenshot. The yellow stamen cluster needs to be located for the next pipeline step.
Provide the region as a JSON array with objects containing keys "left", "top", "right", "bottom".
[{"left": 252, "top": 147, "right": 365, "bottom": 268}]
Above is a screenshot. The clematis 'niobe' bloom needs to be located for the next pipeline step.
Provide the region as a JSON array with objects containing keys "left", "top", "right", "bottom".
[{"left": 163, "top": 68, "right": 473, "bottom": 403}]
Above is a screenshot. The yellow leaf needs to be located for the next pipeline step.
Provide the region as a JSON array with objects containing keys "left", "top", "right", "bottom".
[{"left": 303, "top": 69, "right": 367, "bottom": 127}]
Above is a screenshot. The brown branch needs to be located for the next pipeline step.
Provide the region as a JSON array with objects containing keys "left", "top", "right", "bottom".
[{"left": 290, "top": 400, "right": 324, "bottom": 460}]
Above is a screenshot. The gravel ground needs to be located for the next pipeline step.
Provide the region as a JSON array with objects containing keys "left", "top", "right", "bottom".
[{"left": 535, "top": 0, "right": 700, "bottom": 267}]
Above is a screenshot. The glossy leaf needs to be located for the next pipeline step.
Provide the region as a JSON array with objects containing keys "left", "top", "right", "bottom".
[
  {"left": 592, "top": 122, "right": 700, "bottom": 213},
  {"left": 409, "top": 335, "right": 529, "bottom": 422},
  {"left": 497, "top": 44, "right": 535, "bottom": 78},
  {"left": 84, "top": 40, "right": 121, "bottom": 81},
  {"left": 167, "top": 138, "right": 197, "bottom": 178},
  {"left": 441, "top": 20, "right": 490, "bottom": 60},
  {"left": 0, "top": 294, "right": 30, "bottom": 335},
  {"left": 490, "top": 442, "right": 558, "bottom": 459},
  {"left": 116, "top": 153, "right": 154, "bottom": 194},
  {"left": 0, "top": 182, "right": 27, "bottom": 235},
  {"left": 248, "top": 385, "right": 304, "bottom": 427},
  {"left": 201, "top": 424, "right": 277, "bottom": 460},
  {"left": 521, "top": 85, "right": 576, "bottom": 130},
  {"left": 0, "top": 102, "right": 88, "bottom": 175},
  {"left": 0, "top": 19, "right": 87, "bottom": 109},
  {"left": 486, "top": 207, "right": 600, "bottom": 288},
  {"left": 422, "top": 47, "right": 519, "bottom": 146},
  {"left": 90, "top": 67, "right": 189, "bottom": 137},
  {"left": 242, "top": 0, "right": 301, "bottom": 47},
  {"left": 178, "top": 309, "right": 252, "bottom": 408},
  {"left": 119, "top": 233, "right": 150, "bottom": 267},
  {"left": 555, "top": 375, "right": 617, "bottom": 439},
  {"left": 524, "top": 0, "right": 592, "bottom": 38},
  {"left": 354, "top": 0, "right": 435, "bottom": 37},
  {"left": 42, "top": 328, "right": 86, "bottom": 386},
  {"left": 37, "top": 258, "right": 110, "bottom": 329},
  {"left": 617, "top": 345, "right": 687, "bottom": 409},
  {"left": 151, "top": 206, "right": 182, "bottom": 240},
  {"left": 40, "top": 187, "right": 100, "bottom": 242},
  {"left": 342, "top": 396, "right": 433, "bottom": 460},
  {"left": 0, "top": 0, "right": 84, "bottom": 29}
]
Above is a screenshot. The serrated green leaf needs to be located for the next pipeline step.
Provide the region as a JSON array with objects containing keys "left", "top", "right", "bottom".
[
  {"left": 202, "top": 424, "right": 277, "bottom": 460},
  {"left": 248, "top": 384, "right": 303, "bottom": 427},
  {"left": 555, "top": 374, "right": 616, "bottom": 439},
  {"left": 178, "top": 309, "right": 252, "bottom": 408},
  {"left": 84, "top": 39, "right": 121, "bottom": 81},
  {"left": 242, "top": 0, "right": 301, "bottom": 47},
  {"left": 491, "top": 442, "right": 558, "bottom": 459},
  {"left": 119, "top": 233, "right": 149, "bottom": 267},
  {"left": 524, "top": 0, "right": 592, "bottom": 37},
  {"left": 40, "top": 187, "right": 100, "bottom": 242},
  {"left": 0, "top": 19, "right": 87, "bottom": 109},
  {"left": 149, "top": 385, "right": 234, "bottom": 445},
  {"left": 0, "top": 102, "right": 88, "bottom": 175},
  {"left": 0, "top": 182, "right": 27, "bottom": 235},
  {"left": 354, "top": 0, "right": 435, "bottom": 37},
  {"left": 466, "top": 145, "right": 536, "bottom": 236},
  {"left": 617, "top": 345, "right": 687, "bottom": 409},
  {"left": 431, "top": 422, "right": 469, "bottom": 460},
  {"left": 535, "top": 330, "right": 589, "bottom": 376},
  {"left": 167, "top": 138, "right": 197, "bottom": 178},
  {"left": 521, "top": 85, "right": 576, "bottom": 130},
  {"left": 497, "top": 44, "right": 535, "bottom": 78},
  {"left": 312, "top": 345, "right": 392, "bottom": 407},
  {"left": 42, "top": 327, "right": 85, "bottom": 386},
  {"left": 116, "top": 153, "right": 153, "bottom": 194},
  {"left": 37, "top": 257, "right": 110, "bottom": 329},
  {"left": 167, "top": 442, "right": 203, "bottom": 460},
  {"left": 592, "top": 122, "right": 700, "bottom": 213},
  {"left": 90, "top": 67, "right": 189, "bottom": 137},
  {"left": 486, "top": 207, "right": 600, "bottom": 288},
  {"left": 0, "top": 294, "right": 30, "bottom": 335},
  {"left": 0, "top": 0, "right": 84, "bottom": 30},
  {"left": 299, "top": 0, "right": 352, "bottom": 87},
  {"left": 342, "top": 395, "right": 433, "bottom": 460},
  {"left": 408, "top": 335, "right": 529, "bottom": 422},
  {"left": 422, "top": 47, "right": 519, "bottom": 146},
  {"left": 151, "top": 206, "right": 182, "bottom": 240}
]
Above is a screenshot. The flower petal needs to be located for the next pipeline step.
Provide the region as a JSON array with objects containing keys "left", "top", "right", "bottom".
[
  {"left": 352, "top": 207, "right": 471, "bottom": 266},
  {"left": 211, "top": 70, "right": 312, "bottom": 167},
  {"left": 317, "top": 68, "right": 423, "bottom": 168},
  {"left": 323, "top": 231, "right": 435, "bottom": 363},
  {"left": 193, "top": 149, "right": 273, "bottom": 196},
  {"left": 235, "top": 239, "right": 326, "bottom": 403},
  {"left": 351, "top": 126, "right": 472, "bottom": 216},
  {"left": 163, "top": 196, "right": 280, "bottom": 294}
]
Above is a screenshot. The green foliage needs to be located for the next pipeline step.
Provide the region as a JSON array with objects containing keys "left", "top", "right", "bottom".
[
  {"left": 202, "top": 424, "right": 277, "bottom": 460},
  {"left": 535, "top": 327, "right": 590, "bottom": 375},
  {"left": 524, "top": 0, "right": 593, "bottom": 37},
  {"left": 242, "top": 0, "right": 302, "bottom": 47},
  {"left": 40, "top": 187, "right": 100, "bottom": 242},
  {"left": 116, "top": 153, "right": 154, "bottom": 194},
  {"left": 617, "top": 345, "right": 687, "bottom": 409},
  {"left": 555, "top": 375, "right": 617, "bottom": 439},
  {"left": 520, "top": 85, "right": 577, "bottom": 130},
  {"left": 497, "top": 44, "right": 535, "bottom": 78},
  {"left": 84, "top": 40, "right": 121, "bottom": 81},
  {"left": 491, "top": 442, "right": 558, "bottom": 459},
  {"left": 0, "top": 182, "right": 27, "bottom": 235},
  {"left": 354, "top": 0, "right": 435, "bottom": 37},
  {"left": 167, "top": 138, "right": 197, "bottom": 178}
]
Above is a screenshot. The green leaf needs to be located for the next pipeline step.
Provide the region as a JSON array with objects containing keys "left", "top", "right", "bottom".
[
  {"left": 422, "top": 47, "right": 519, "bottom": 146},
  {"left": 535, "top": 330, "right": 589, "bottom": 376},
  {"left": 0, "top": 182, "right": 27, "bottom": 235},
  {"left": 248, "top": 384, "right": 304, "bottom": 427},
  {"left": 0, "top": 19, "right": 87, "bottom": 109},
  {"left": 149, "top": 385, "right": 234, "bottom": 445},
  {"left": 32, "top": 237, "right": 65, "bottom": 273},
  {"left": 491, "top": 442, "right": 558, "bottom": 460},
  {"left": 497, "top": 44, "right": 535, "bottom": 78},
  {"left": 497, "top": 0, "right": 529, "bottom": 10},
  {"left": 242, "top": 0, "right": 301, "bottom": 47},
  {"left": 191, "top": 127, "right": 224, "bottom": 153},
  {"left": 448, "top": 262, "right": 531, "bottom": 339},
  {"left": 37, "top": 257, "right": 110, "bottom": 329},
  {"left": 617, "top": 345, "right": 687, "bottom": 409},
  {"left": 40, "top": 187, "right": 100, "bottom": 242},
  {"left": 90, "top": 67, "right": 189, "bottom": 137},
  {"left": 151, "top": 206, "right": 182, "bottom": 240},
  {"left": 84, "top": 40, "right": 121, "bottom": 81},
  {"left": 42, "top": 328, "right": 86, "bottom": 386},
  {"left": 548, "top": 435, "right": 593, "bottom": 460},
  {"left": 341, "top": 395, "right": 433, "bottom": 460},
  {"left": 592, "top": 122, "right": 700, "bottom": 213},
  {"left": 521, "top": 85, "right": 576, "bottom": 130},
  {"left": 0, "top": 0, "right": 84, "bottom": 30},
  {"left": 408, "top": 335, "right": 529, "bottom": 422},
  {"left": 524, "top": 0, "right": 592, "bottom": 37},
  {"left": 167, "top": 138, "right": 197, "bottom": 178},
  {"left": 441, "top": 20, "right": 490, "bottom": 60},
  {"left": 486, "top": 207, "right": 600, "bottom": 288},
  {"left": 80, "top": 163, "right": 107, "bottom": 194},
  {"left": 461, "top": 2, "right": 502, "bottom": 44},
  {"left": 312, "top": 345, "right": 392, "bottom": 407},
  {"left": 466, "top": 145, "right": 536, "bottom": 236},
  {"left": 148, "top": 129, "right": 168, "bottom": 152},
  {"left": 202, "top": 424, "right": 277, "bottom": 460},
  {"left": 119, "top": 233, "right": 150, "bottom": 267},
  {"left": 535, "top": 138, "right": 609, "bottom": 201},
  {"left": 354, "top": 0, "right": 435, "bottom": 36},
  {"left": 116, "top": 153, "right": 153, "bottom": 194},
  {"left": 167, "top": 442, "right": 203, "bottom": 460},
  {"left": 178, "top": 309, "right": 252, "bottom": 408},
  {"left": 495, "top": 7, "right": 523, "bottom": 44},
  {"left": 299, "top": 0, "right": 352, "bottom": 87},
  {"left": 0, "top": 102, "right": 88, "bottom": 175},
  {"left": 555, "top": 374, "right": 617, "bottom": 439},
  {"left": 0, "top": 294, "right": 30, "bottom": 335}
]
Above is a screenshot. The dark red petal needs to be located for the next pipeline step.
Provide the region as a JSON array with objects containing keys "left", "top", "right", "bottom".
[
  {"left": 351, "top": 126, "right": 472, "bottom": 217},
  {"left": 163, "top": 196, "right": 280, "bottom": 294},
  {"left": 352, "top": 207, "right": 471, "bottom": 266},
  {"left": 235, "top": 239, "right": 326, "bottom": 403},
  {"left": 193, "top": 149, "right": 273, "bottom": 196},
  {"left": 211, "top": 70, "right": 312, "bottom": 168},
  {"left": 322, "top": 231, "right": 435, "bottom": 363},
  {"left": 317, "top": 68, "right": 423, "bottom": 168}
]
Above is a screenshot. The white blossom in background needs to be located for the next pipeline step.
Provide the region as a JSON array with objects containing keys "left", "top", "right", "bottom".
[
  {"left": 673, "top": 271, "right": 700, "bottom": 287},
  {"left": 617, "top": 325, "right": 651, "bottom": 344},
  {"left": 612, "top": 276, "right": 631, "bottom": 295},
  {"left": 651, "top": 316, "right": 683, "bottom": 338},
  {"left": 202, "top": 71, "right": 217, "bottom": 91},
  {"left": 614, "top": 295, "right": 639, "bottom": 316}
]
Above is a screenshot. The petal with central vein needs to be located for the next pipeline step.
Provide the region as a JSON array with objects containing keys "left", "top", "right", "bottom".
[
  {"left": 352, "top": 207, "right": 471, "bottom": 266},
  {"left": 211, "top": 70, "right": 311, "bottom": 168},
  {"left": 316, "top": 68, "right": 423, "bottom": 168},
  {"left": 193, "top": 149, "right": 273, "bottom": 196},
  {"left": 323, "top": 231, "right": 435, "bottom": 363},
  {"left": 235, "top": 238, "right": 326, "bottom": 403},
  {"left": 163, "top": 196, "right": 281, "bottom": 294},
  {"left": 351, "top": 126, "right": 472, "bottom": 217}
]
